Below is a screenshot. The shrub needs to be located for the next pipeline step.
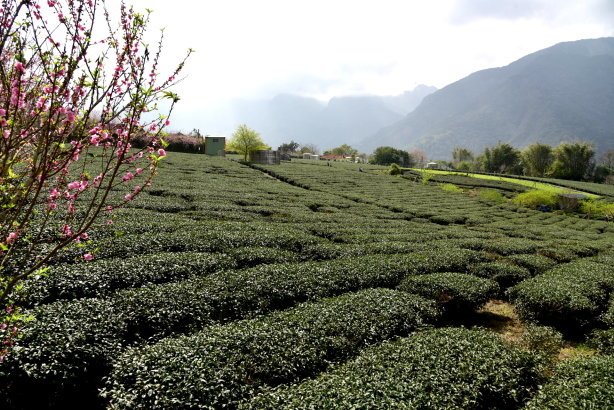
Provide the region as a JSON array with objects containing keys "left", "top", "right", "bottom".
[
  {"left": 588, "top": 329, "right": 614, "bottom": 355},
  {"left": 245, "top": 328, "right": 542, "bottom": 409},
  {"left": 439, "top": 183, "right": 463, "bottom": 193},
  {"left": 580, "top": 199, "right": 614, "bottom": 220},
  {"left": 508, "top": 260, "right": 614, "bottom": 332},
  {"left": 479, "top": 189, "right": 506, "bottom": 203},
  {"left": 20, "top": 252, "right": 237, "bottom": 306},
  {"left": 517, "top": 325, "right": 563, "bottom": 360},
  {"left": 398, "top": 272, "right": 499, "bottom": 314},
  {"left": 470, "top": 261, "right": 531, "bottom": 289},
  {"left": 1, "top": 249, "right": 485, "bottom": 407},
  {"left": 388, "top": 163, "right": 402, "bottom": 175},
  {"left": 505, "top": 254, "right": 556, "bottom": 275},
  {"left": 525, "top": 356, "right": 614, "bottom": 409},
  {"left": 102, "top": 289, "right": 439, "bottom": 409},
  {"left": 513, "top": 190, "right": 557, "bottom": 209}
]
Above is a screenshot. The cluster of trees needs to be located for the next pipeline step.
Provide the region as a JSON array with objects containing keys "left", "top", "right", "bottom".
[{"left": 451, "top": 142, "right": 612, "bottom": 182}]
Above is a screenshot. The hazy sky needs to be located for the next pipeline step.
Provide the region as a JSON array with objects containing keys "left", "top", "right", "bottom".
[{"left": 120, "top": 0, "right": 613, "bottom": 132}]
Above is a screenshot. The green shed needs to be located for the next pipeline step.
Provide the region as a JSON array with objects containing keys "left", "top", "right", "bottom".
[{"left": 204, "top": 136, "right": 225, "bottom": 156}]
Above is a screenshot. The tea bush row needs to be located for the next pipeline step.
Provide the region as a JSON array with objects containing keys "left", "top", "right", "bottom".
[
  {"left": 245, "top": 328, "right": 542, "bottom": 409},
  {"left": 524, "top": 355, "right": 614, "bottom": 409},
  {"left": 102, "top": 289, "right": 439, "bottom": 409},
  {"left": 398, "top": 272, "right": 499, "bottom": 314},
  {"left": 20, "top": 252, "right": 237, "bottom": 306},
  {"left": 508, "top": 259, "right": 614, "bottom": 332},
  {"left": 1, "top": 249, "right": 484, "bottom": 407}
]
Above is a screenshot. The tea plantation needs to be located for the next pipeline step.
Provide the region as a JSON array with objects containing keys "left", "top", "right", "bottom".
[{"left": 1, "top": 153, "right": 613, "bottom": 409}]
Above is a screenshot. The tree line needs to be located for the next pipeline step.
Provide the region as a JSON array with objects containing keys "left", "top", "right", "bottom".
[{"left": 451, "top": 142, "right": 613, "bottom": 183}]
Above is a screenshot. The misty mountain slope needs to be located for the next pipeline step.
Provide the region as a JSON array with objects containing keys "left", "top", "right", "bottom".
[
  {"left": 229, "top": 85, "right": 435, "bottom": 150},
  {"left": 369, "top": 37, "right": 614, "bottom": 159}
]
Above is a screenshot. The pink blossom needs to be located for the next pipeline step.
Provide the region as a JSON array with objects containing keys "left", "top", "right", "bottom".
[
  {"left": 6, "top": 232, "right": 18, "bottom": 244},
  {"left": 157, "top": 149, "right": 167, "bottom": 157},
  {"left": 14, "top": 62, "right": 25, "bottom": 74},
  {"left": 67, "top": 181, "right": 80, "bottom": 190},
  {"left": 0, "top": 109, "right": 5, "bottom": 116},
  {"left": 164, "top": 120, "right": 170, "bottom": 126},
  {"left": 80, "top": 233, "right": 89, "bottom": 241},
  {"left": 122, "top": 172, "right": 134, "bottom": 182},
  {"left": 135, "top": 168, "right": 143, "bottom": 175},
  {"left": 83, "top": 253, "right": 94, "bottom": 261},
  {"left": 61, "top": 224, "right": 72, "bottom": 237},
  {"left": 3, "top": 130, "right": 9, "bottom": 139},
  {"left": 124, "top": 193, "right": 133, "bottom": 201},
  {"left": 49, "top": 188, "right": 60, "bottom": 200}
]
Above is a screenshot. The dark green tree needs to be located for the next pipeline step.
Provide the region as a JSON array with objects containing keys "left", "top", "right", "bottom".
[
  {"left": 481, "top": 143, "right": 521, "bottom": 174},
  {"left": 521, "top": 143, "right": 553, "bottom": 177},
  {"left": 371, "top": 146, "right": 413, "bottom": 166},
  {"left": 278, "top": 140, "right": 300, "bottom": 153},
  {"left": 452, "top": 147, "right": 474, "bottom": 163},
  {"left": 549, "top": 142, "right": 595, "bottom": 181}
]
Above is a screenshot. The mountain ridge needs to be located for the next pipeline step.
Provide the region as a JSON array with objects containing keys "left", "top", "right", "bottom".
[{"left": 368, "top": 37, "right": 614, "bottom": 159}]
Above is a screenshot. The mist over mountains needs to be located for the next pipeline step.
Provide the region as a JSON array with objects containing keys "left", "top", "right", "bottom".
[
  {"left": 369, "top": 37, "right": 614, "bottom": 159},
  {"left": 225, "top": 85, "right": 436, "bottom": 151}
]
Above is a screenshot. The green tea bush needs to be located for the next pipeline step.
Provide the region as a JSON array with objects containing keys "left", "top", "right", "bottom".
[
  {"left": 508, "top": 260, "right": 614, "bottom": 332},
  {"left": 505, "top": 254, "right": 556, "bottom": 275},
  {"left": 439, "top": 183, "right": 463, "bottom": 193},
  {"left": 470, "top": 261, "right": 531, "bottom": 289},
  {"left": 245, "top": 328, "right": 542, "bottom": 409},
  {"left": 517, "top": 325, "right": 564, "bottom": 360},
  {"left": 525, "top": 356, "right": 614, "bottom": 409},
  {"left": 580, "top": 199, "right": 614, "bottom": 220},
  {"left": 398, "top": 272, "right": 499, "bottom": 314},
  {"left": 20, "top": 252, "right": 236, "bottom": 306},
  {"left": 226, "top": 247, "right": 300, "bottom": 268},
  {"left": 513, "top": 190, "right": 557, "bottom": 209},
  {"left": 458, "top": 237, "right": 540, "bottom": 256},
  {"left": 1, "top": 249, "right": 484, "bottom": 407},
  {"left": 479, "top": 189, "right": 506, "bottom": 203},
  {"left": 588, "top": 329, "right": 614, "bottom": 355},
  {"left": 102, "top": 289, "right": 439, "bottom": 409}
]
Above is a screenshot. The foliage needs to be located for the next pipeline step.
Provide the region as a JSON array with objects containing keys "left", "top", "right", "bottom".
[
  {"left": 512, "top": 190, "right": 558, "bottom": 209},
  {"left": 481, "top": 143, "right": 522, "bottom": 174},
  {"left": 479, "top": 189, "right": 506, "bottom": 203},
  {"left": 525, "top": 356, "right": 614, "bottom": 409},
  {"left": 549, "top": 141, "right": 595, "bottom": 181},
  {"left": 398, "top": 272, "right": 499, "bottom": 313},
  {"left": 522, "top": 143, "right": 553, "bottom": 177},
  {"left": 470, "top": 261, "right": 531, "bottom": 289},
  {"left": 277, "top": 140, "right": 300, "bottom": 153},
  {"left": 370, "top": 146, "right": 413, "bottom": 166},
  {"left": 452, "top": 146, "right": 474, "bottom": 163},
  {"left": 588, "top": 328, "right": 614, "bottom": 355},
  {"left": 508, "top": 259, "right": 614, "bottom": 332},
  {"left": 439, "top": 183, "right": 462, "bottom": 193},
  {"left": 580, "top": 199, "right": 614, "bottom": 220},
  {"left": 102, "top": 289, "right": 439, "bottom": 409},
  {"left": 0, "top": 0, "right": 189, "bottom": 359},
  {"left": 326, "top": 144, "right": 357, "bottom": 158},
  {"left": 246, "top": 328, "right": 543, "bottom": 409},
  {"left": 387, "top": 163, "right": 402, "bottom": 175},
  {"left": 132, "top": 133, "right": 204, "bottom": 153},
  {"left": 227, "top": 124, "right": 267, "bottom": 161}
]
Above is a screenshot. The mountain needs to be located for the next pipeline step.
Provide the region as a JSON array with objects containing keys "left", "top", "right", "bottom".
[
  {"left": 368, "top": 37, "right": 614, "bottom": 159},
  {"left": 228, "top": 85, "right": 436, "bottom": 151}
]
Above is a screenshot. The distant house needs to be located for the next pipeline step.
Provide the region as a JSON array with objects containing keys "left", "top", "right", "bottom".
[
  {"left": 204, "top": 136, "right": 225, "bottom": 156},
  {"left": 426, "top": 162, "right": 440, "bottom": 169},
  {"left": 302, "top": 153, "right": 320, "bottom": 160}
]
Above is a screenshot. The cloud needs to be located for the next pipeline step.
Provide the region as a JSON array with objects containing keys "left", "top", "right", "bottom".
[{"left": 449, "top": 0, "right": 557, "bottom": 24}]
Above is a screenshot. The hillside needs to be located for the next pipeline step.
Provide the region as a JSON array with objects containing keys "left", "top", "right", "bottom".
[{"left": 368, "top": 37, "right": 614, "bottom": 159}]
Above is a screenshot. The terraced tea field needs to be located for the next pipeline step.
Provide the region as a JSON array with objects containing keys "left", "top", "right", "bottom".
[{"left": 2, "top": 153, "right": 613, "bottom": 409}]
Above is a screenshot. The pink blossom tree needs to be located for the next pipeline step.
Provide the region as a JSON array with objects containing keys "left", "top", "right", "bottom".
[{"left": 0, "top": 0, "right": 190, "bottom": 358}]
